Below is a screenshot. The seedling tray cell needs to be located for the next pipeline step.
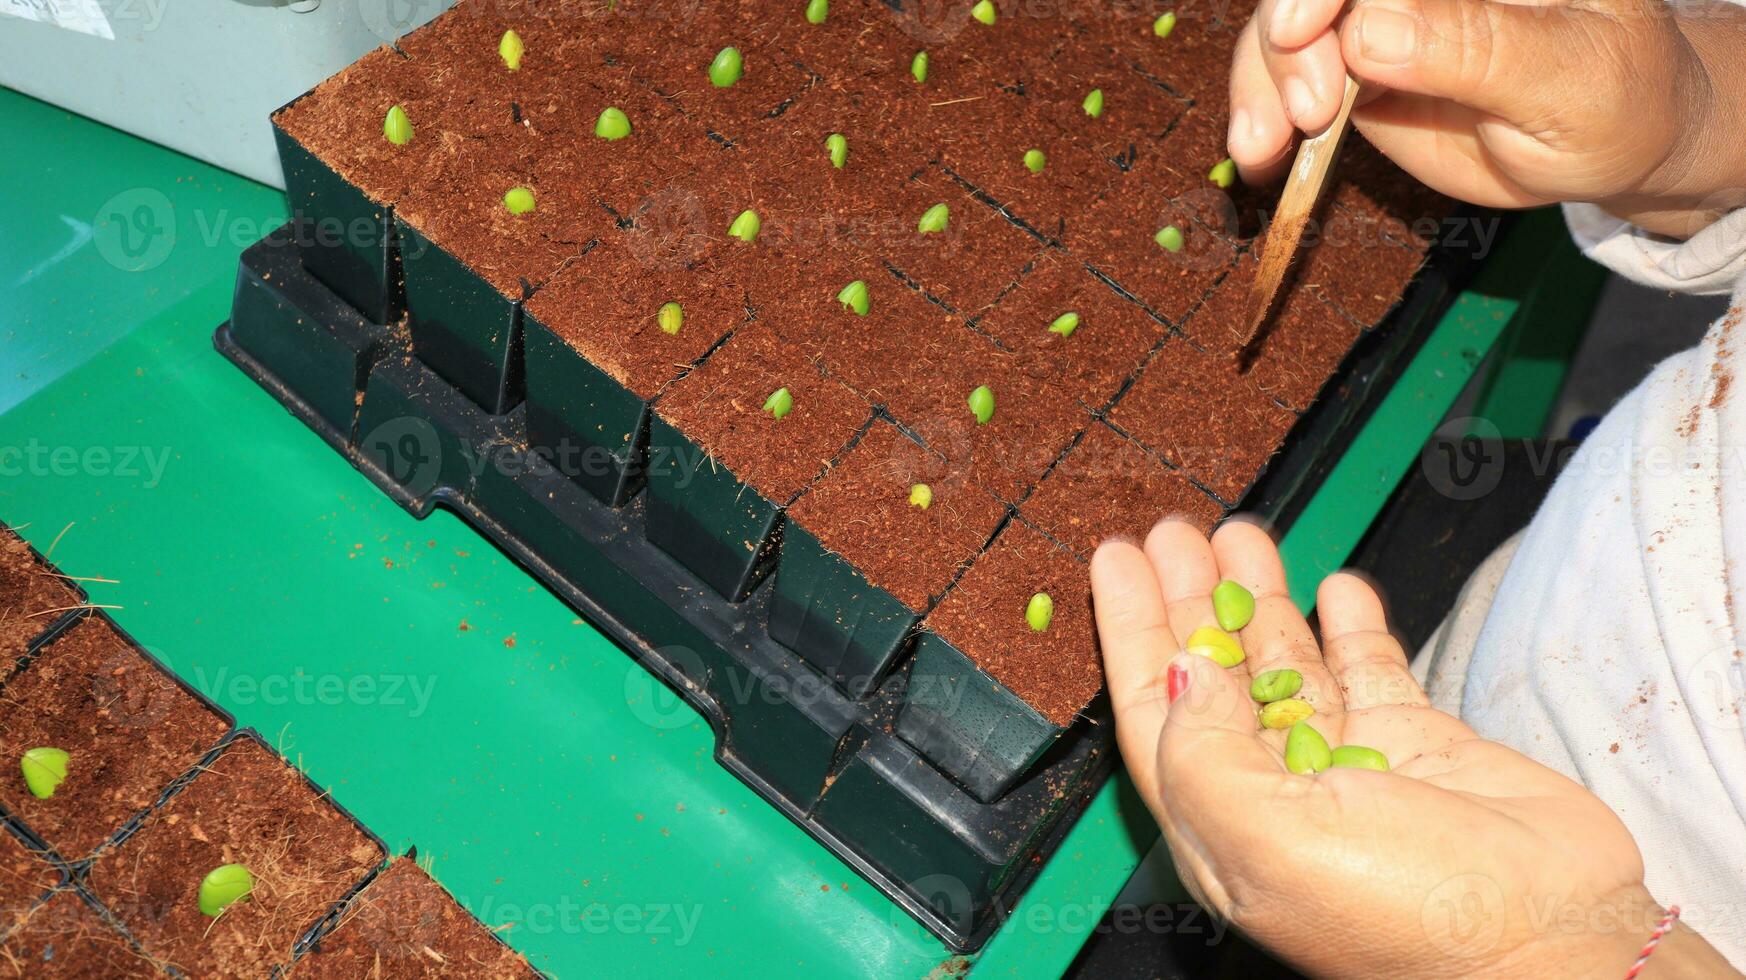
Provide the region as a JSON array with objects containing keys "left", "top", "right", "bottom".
[
  {"left": 897, "top": 632, "right": 1066, "bottom": 803},
  {"left": 522, "top": 313, "right": 651, "bottom": 507},
  {"left": 0, "top": 611, "right": 234, "bottom": 862},
  {"left": 767, "top": 523, "right": 919, "bottom": 700},
  {"left": 395, "top": 218, "right": 528, "bottom": 416},
  {"left": 227, "top": 226, "right": 401, "bottom": 442},
  {"left": 273, "top": 122, "right": 400, "bottom": 325},
  {"left": 644, "top": 414, "right": 785, "bottom": 602},
  {"left": 214, "top": 245, "right": 1112, "bottom": 950},
  {"left": 1, "top": 526, "right": 87, "bottom": 662},
  {"left": 84, "top": 728, "right": 387, "bottom": 977}
]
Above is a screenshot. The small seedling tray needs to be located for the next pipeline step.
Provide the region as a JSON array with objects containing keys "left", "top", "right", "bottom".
[
  {"left": 0, "top": 607, "right": 238, "bottom": 868},
  {"left": 273, "top": 120, "right": 401, "bottom": 326}
]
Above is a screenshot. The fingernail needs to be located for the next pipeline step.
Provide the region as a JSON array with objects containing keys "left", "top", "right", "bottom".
[
  {"left": 1227, "top": 108, "right": 1254, "bottom": 151},
  {"left": 1283, "top": 76, "right": 1316, "bottom": 125},
  {"left": 1167, "top": 661, "right": 1190, "bottom": 703},
  {"left": 1356, "top": 8, "right": 1417, "bottom": 65}
]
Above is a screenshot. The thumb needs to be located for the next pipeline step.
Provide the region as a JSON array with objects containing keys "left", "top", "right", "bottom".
[
  {"left": 1339, "top": 0, "right": 1610, "bottom": 125},
  {"left": 1158, "top": 654, "right": 1285, "bottom": 808}
]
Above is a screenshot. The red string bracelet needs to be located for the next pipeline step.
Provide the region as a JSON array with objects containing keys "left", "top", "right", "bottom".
[{"left": 1622, "top": 905, "right": 1681, "bottom": 979}]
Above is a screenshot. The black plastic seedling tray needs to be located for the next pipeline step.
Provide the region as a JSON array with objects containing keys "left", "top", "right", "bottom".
[
  {"left": 217, "top": 192, "right": 1482, "bottom": 949},
  {"left": 219, "top": 228, "right": 1118, "bottom": 951}
]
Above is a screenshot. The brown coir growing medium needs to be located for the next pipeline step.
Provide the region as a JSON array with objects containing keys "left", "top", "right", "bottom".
[{"left": 279, "top": 0, "right": 1449, "bottom": 730}]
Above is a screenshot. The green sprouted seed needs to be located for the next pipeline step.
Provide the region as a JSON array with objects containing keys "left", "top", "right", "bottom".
[
  {"left": 20, "top": 747, "right": 68, "bottom": 800},
  {"left": 1024, "top": 148, "right": 1047, "bottom": 173},
  {"left": 967, "top": 384, "right": 995, "bottom": 424},
  {"left": 1331, "top": 745, "right": 1391, "bottom": 771},
  {"left": 728, "top": 209, "right": 762, "bottom": 242},
  {"left": 1212, "top": 579, "right": 1255, "bottom": 630},
  {"left": 658, "top": 302, "right": 683, "bottom": 335},
  {"left": 1026, "top": 592, "right": 1054, "bottom": 631},
  {"left": 595, "top": 106, "right": 631, "bottom": 140},
  {"left": 383, "top": 105, "right": 413, "bottom": 146},
  {"left": 1048, "top": 311, "right": 1079, "bottom": 337},
  {"left": 909, "top": 483, "right": 933, "bottom": 509},
  {"left": 972, "top": 0, "right": 997, "bottom": 24},
  {"left": 826, "top": 132, "right": 849, "bottom": 169},
  {"left": 1155, "top": 224, "right": 1184, "bottom": 252},
  {"left": 1284, "top": 721, "right": 1333, "bottom": 774},
  {"left": 710, "top": 46, "right": 744, "bottom": 87},
  {"left": 806, "top": 0, "right": 829, "bottom": 23},
  {"left": 911, "top": 50, "right": 929, "bottom": 83},
  {"left": 503, "top": 187, "right": 536, "bottom": 215},
  {"left": 763, "top": 387, "right": 794, "bottom": 419},
  {"left": 1208, "top": 157, "right": 1238, "bottom": 188},
  {"left": 1082, "top": 88, "right": 1104, "bottom": 118},
  {"left": 499, "top": 29, "right": 524, "bottom": 71},
  {"left": 198, "top": 864, "right": 255, "bottom": 917},
  {"left": 1153, "top": 11, "right": 1177, "bottom": 37},
  {"left": 837, "top": 279, "right": 870, "bottom": 315},
  {"left": 917, "top": 203, "right": 950, "bottom": 233}
]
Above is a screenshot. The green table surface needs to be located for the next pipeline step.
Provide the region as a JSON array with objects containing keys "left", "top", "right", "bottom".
[{"left": 0, "top": 87, "right": 1523, "bottom": 978}]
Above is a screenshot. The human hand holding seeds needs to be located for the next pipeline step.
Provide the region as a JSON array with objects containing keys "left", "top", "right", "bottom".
[
  {"left": 1226, "top": 0, "right": 1746, "bottom": 237},
  {"left": 1090, "top": 519, "right": 1742, "bottom": 978}
]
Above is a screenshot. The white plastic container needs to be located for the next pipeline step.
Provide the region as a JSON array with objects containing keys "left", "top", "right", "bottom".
[{"left": 0, "top": 0, "right": 454, "bottom": 187}]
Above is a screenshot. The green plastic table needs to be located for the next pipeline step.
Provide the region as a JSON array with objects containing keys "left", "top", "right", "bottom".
[{"left": 0, "top": 88, "right": 1559, "bottom": 977}]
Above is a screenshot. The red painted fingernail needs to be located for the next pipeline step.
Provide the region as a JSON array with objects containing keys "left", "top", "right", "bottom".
[{"left": 1167, "top": 661, "right": 1190, "bottom": 703}]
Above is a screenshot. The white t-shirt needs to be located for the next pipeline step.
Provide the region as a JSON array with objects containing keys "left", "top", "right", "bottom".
[{"left": 1426, "top": 202, "right": 1746, "bottom": 966}]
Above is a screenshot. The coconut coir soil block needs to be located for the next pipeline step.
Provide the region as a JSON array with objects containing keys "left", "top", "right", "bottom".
[
  {"left": 0, "top": 526, "right": 80, "bottom": 659},
  {"left": 291, "top": 0, "right": 1448, "bottom": 731},
  {"left": 0, "top": 616, "right": 230, "bottom": 860}
]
